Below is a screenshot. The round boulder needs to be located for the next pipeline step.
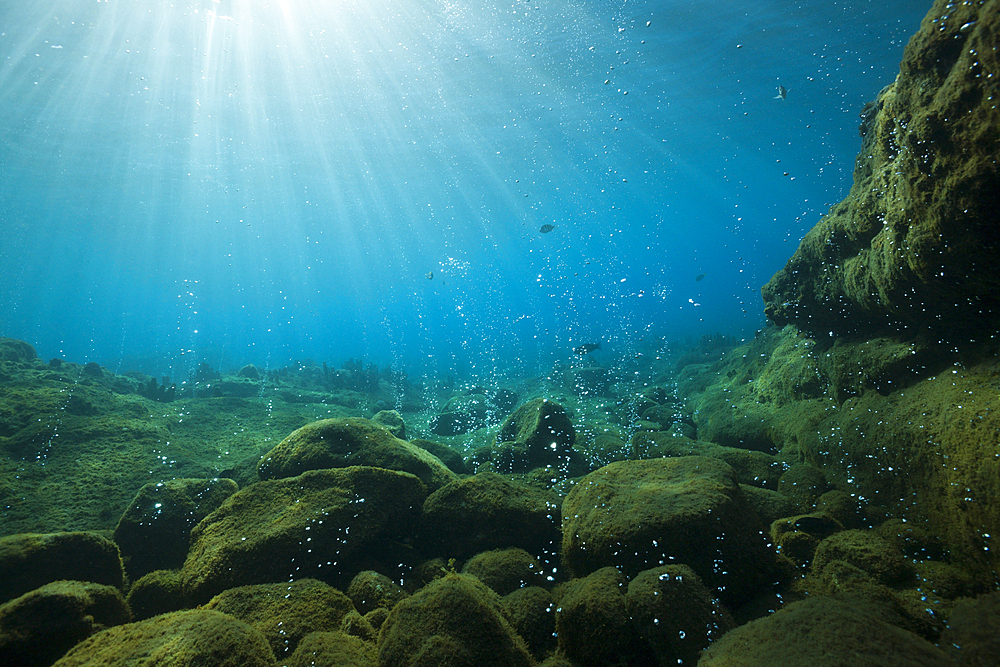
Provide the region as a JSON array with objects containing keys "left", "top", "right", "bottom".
[
  {"left": 560, "top": 456, "right": 773, "bottom": 606},
  {"left": 258, "top": 418, "right": 456, "bottom": 491}
]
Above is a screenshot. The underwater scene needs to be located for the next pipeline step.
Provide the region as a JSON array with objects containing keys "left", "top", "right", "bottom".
[{"left": 1, "top": 0, "right": 998, "bottom": 665}]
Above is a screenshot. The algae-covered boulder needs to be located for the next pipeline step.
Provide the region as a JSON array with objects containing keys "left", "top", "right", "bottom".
[
  {"left": 461, "top": 548, "right": 545, "bottom": 596},
  {"left": 258, "top": 418, "right": 456, "bottom": 491},
  {"left": 810, "top": 528, "right": 913, "bottom": 586},
  {"left": 125, "top": 569, "right": 191, "bottom": 621},
  {"left": 698, "top": 595, "right": 953, "bottom": 667},
  {"left": 50, "top": 609, "right": 275, "bottom": 667},
  {"left": 346, "top": 571, "right": 409, "bottom": 616},
  {"left": 561, "top": 456, "right": 772, "bottom": 606},
  {"left": 626, "top": 565, "right": 735, "bottom": 666},
  {"left": 554, "top": 567, "right": 653, "bottom": 667},
  {"left": 0, "top": 338, "right": 37, "bottom": 364},
  {"left": 500, "top": 587, "right": 556, "bottom": 658},
  {"left": 0, "top": 532, "right": 124, "bottom": 605},
  {"left": 285, "top": 631, "right": 375, "bottom": 667},
  {"left": 492, "top": 398, "right": 576, "bottom": 473},
  {"left": 182, "top": 466, "right": 426, "bottom": 601},
  {"left": 421, "top": 472, "right": 561, "bottom": 559},
  {"left": 0, "top": 580, "right": 131, "bottom": 667},
  {"left": 113, "top": 477, "right": 239, "bottom": 579},
  {"left": 762, "top": 0, "right": 1000, "bottom": 338},
  {"left": 371, "top": 409, "right": 406, "bottom": 439},
  {"left": 377, "top": 573, "right": 533, "bottom": 667},
  {"left": 202, "top": 579, "right": 354, "bottom": 659},
  {"left": 939, "top": 591, "right": 1000, "bottom": 666}
]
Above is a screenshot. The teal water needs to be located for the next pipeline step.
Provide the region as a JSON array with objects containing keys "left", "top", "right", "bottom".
[{"left": 0, "top": 0, "right": 927, "bottom": 382}]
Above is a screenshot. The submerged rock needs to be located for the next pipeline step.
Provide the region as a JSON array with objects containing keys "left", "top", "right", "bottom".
[
  {"left": 257, "top": 417, "right": 456, "bottom": 491},
  {"left": 50, "top": 609, "right": 274, "bottom": 667},
  {"left": 181, "top": 466, "right": 425, "bottom": 601},
  {"left": 113, "top": 477, "right": 238, "bottom": 579},
  {"left": 377, "top": 573, "right": 533, "bottom": 667},
  {"left": 698, "top": 595, "right": 953, "bottom": 667},
  {"left": 762, "top": 0, "right": 1000, "bottom": 338},
  {"left": 560, "top": 456, "right": 773, "bottom": 606},
  {"left": 0, "top": 580, "right": 131, "bottom": 667},
  {"left": 0, "top": 532, "right": 124, "bottom": 605}
]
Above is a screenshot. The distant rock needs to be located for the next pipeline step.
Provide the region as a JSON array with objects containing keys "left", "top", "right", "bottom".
[{"left": 491, "top": 398, "right": 579, "bottom": 474}]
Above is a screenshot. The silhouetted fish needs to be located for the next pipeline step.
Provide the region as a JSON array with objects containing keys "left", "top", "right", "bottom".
[
  {"left": 539, "top": 224, "right": 556, "bottom": 233},
  {"left": 775, "top": 85, "right": 787, "bottom": 100},
  {"left": 574, "top": 343, "right": 600, "bottom": 355},
  {"left": 695, "top": 273, "right": 706, "bottom": 282}
]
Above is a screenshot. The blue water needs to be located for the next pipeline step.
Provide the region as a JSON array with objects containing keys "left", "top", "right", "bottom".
[{"left": 0, "top": 0, "right": 928, "bottom": 382}]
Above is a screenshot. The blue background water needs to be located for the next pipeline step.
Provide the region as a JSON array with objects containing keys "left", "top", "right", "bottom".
[{"left": 0, "top": 0, "right": 928, "bottom": 382}]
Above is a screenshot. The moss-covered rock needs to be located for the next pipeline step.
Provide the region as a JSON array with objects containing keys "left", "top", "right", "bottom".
[
  {"left": 461, "top": 548, "right": 545, "bottom": 596},
  {"left": 560, "top": 456, "right": 773, "bottom": 606},
  {"left": 554, "top": 567, "right": 653, "bottom": 667},
  {"left": 346, "top": 571, "right": 408, "bottom": 616},
  {"left": 0, "top": 532, "right": 124, "bottom": 605},
  {"left": 50, "top": 609, "right": 275, "bottom": 667},
  {"left": 811, "top": 529, "right": 913, "bottom": 587},
  {"left": 285, "top": 631, "right": 375, "bottom": 667},
  {"left": 377, "top": 573, "right": 533, "bottom": 667},
  {"left": 202, "top": 579, "right": 354, "bottom": 659},
  {"left": 421, "top": 472, "right": 561, "bottom": 560},
  {"left": 492, "top": 398, "right": 577, "bottom": 473},
  {"left": 500, "top": 587, "right": 555, "bottom": 659},
  {"left": 762, "top": 0, "right": 1000, "bottom": 339},
  {"left": 113, "top": 477, "right": 238, "bottom": 579},
  {"left": 124, "top": 569, "right": 191, "bottom": 621},
  {"left": 626, "top": 564, "right": 734, "bottom": 666},
  {"left": 0, "top": 580, "right": 131, "bottom": 667},
  {"left": 257, "top": 418, "right": 455, "bottom": 491},
  {"left": 939, "top": 591, "right": 1000, "bottom": 666},
  {"left": 698, "top": 595, "right": 953, "bottom": 667},
  {"left": 181, "top": 466, "right": 426, "bottom": 601}
]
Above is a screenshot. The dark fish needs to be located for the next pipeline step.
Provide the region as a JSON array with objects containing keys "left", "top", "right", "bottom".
[
  {"left": 695, "top": 273, "right": 706, "bottom": 282},
  {"left": 539, "top": 224, "right": 556, "bottom": 233},
  {"left": 426, "top": 271, "right": 434, "bottom": 280},
  {"left": 774, "top": 85, "right": 787, "bottom": 100},
  {"left": 574, "top": 343, "right": 601, "bottom": 355}
]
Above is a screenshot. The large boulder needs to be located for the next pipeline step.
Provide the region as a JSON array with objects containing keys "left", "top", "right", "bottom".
[
  {"left": 421, "top": 472, "right": 561, "bottom": 560},
  {"left": 560, "top": 456, "right": 773, "bottom": 606},
  {"left": 377, "top": 573, "right": 533, "bottom": 667},
  {"left": 0, "top": 532, "right": 124, "bottom": 605},
  {"left": 181, "top": 466, "right": 426, "bottom": 601},
  {"left": 50, "top": 609, "right": 274, "bottom": 667},
  {"left": 698, "top": 595, "right": 953, "bottom": 667},
  {"left": 113, "top": 477, "right": 239, "bottom": 579},
  {"left": 0, "top": 581, "right": 131, "bottom": 667},
  {"left": 762, "top": 0, "right": 1000, "bottom": 338},
  {"left": 258, "top": 418, "right": 456, "bottom": 491}
]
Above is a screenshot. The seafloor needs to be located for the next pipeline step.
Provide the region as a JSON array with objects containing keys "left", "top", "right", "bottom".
[{"left": 2, "top": 0, "right": 999, "bottom": 665}]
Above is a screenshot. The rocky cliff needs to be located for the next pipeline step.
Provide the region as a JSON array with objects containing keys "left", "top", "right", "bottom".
[{"left": 763, "top": 0, "right": 1000, "bottom": 339}]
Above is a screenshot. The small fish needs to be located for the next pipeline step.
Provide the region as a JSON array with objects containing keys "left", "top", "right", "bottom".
[
  {"left": 695, "top": 273, "right": 706, "bottom": 282},
  {"left": 774, "top": 85, "right": 787, "bottom": 100},
  {"left": 426, "top": 271, "right": 434, "bottom": 280},
  {"left": 539, "top": 224, "right": 556, "bottom": 234},
  {"left": 574, "top": 343, "right": 601, "bottom": 355}
]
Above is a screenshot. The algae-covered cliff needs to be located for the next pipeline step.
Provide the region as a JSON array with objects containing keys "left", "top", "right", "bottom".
[
  {"left": 763, "top": 0, "right": 1000, "bottom": 338},
  {"left": 699, "top": 0, "right": 1000, "bottom": 584}
]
